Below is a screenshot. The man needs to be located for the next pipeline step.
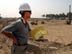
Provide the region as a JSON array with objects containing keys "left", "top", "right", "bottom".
[{"left": 1, "top": 3, "right": 42, "bottom": 54}]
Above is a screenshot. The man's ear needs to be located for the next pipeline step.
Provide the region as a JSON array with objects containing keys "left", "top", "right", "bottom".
[{"left": 19, "top": 11, "right": 25, "bottom": 17}]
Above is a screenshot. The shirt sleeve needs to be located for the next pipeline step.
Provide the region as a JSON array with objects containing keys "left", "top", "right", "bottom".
[{"left": 1, "top": 22, "right": 17, "bottom": 32}]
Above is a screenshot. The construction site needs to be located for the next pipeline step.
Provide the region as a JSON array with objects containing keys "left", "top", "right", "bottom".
[
  {"left": 0, "top": 16, "right": 72, "bottom": 54},
  {"left": 0, "top": 2, "right": 72, "bottom": 54}
]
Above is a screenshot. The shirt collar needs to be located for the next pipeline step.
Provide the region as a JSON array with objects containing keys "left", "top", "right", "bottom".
[{"left": 21, "top": 18, "right": 26, "bottom": 24}]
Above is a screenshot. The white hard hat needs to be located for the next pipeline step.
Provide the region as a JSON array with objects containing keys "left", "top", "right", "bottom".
[{"left": 19, "top": 3, "right": 31, "bottom": 11}]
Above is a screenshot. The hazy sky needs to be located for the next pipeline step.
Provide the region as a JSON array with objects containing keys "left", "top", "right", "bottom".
[{"left": 0, "top": 0, "right": 72, "bottom": 18}]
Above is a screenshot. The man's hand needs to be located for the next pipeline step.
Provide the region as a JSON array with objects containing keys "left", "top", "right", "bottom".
[
  {"left": 13, "top": 38, "right": 18, "bottom": 45},
  {"left": 39, "top": 36, "right": 43, "bottom": 38}
]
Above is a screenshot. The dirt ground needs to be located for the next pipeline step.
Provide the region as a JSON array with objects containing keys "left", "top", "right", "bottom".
[
  {"left": 29, "top": 20, "right": 72, "bottom": 44},
  {"left": 0, "top": 19, "right": 72, "bottom": 54}
]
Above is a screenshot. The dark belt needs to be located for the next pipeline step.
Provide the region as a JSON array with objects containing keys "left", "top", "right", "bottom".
[{"left": 13, "top": 43, "right": 28, "bottom": 46}]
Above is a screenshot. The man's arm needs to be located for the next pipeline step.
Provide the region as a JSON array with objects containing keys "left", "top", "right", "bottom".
[
  {"left": 1, "top": 21, "right": 18, "bottom": 39},
  {"left": 1, "top": 22, "right": 18, "bottom": 45},
  {"left": 1, "top": 31, "right": 18, "bottom": 45},
  {"left": 1, "top": 31, "right": 15, "bottom": 39}
]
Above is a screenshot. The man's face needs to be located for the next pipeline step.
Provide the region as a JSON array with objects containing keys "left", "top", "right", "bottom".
[{"left": 23, "top": 12, "right": 31, "bottom": 21}]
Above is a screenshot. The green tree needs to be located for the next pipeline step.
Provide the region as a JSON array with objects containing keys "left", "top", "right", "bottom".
[{"left": 42, "top": 14, "right": 46, "bottom": 17}]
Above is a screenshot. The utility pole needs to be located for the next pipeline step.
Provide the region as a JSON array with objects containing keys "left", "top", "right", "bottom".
[
  {"left": 69, "top": 5, "right": 71, "bottom": 13},
  {"left": 66, "top": 4, "right": 72, "bottom": 25}
]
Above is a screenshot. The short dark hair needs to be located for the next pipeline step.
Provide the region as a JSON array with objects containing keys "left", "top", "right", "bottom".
[{"left": 19, "top": 11, "right": 31, "bottom": 17}]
